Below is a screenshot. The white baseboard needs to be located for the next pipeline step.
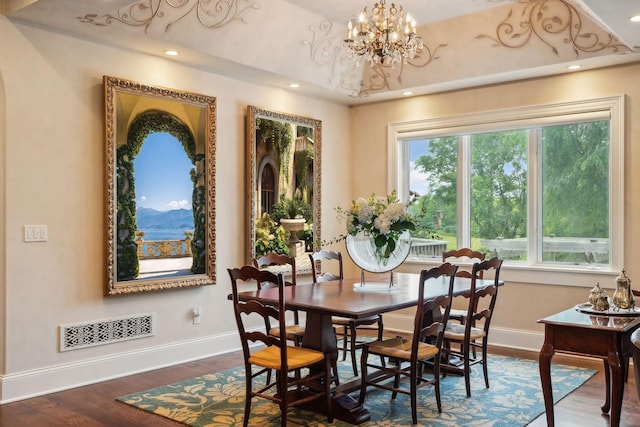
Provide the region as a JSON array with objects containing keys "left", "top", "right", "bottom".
[{"left": 0, "top": 332, "right": 241, "bottom": 404}]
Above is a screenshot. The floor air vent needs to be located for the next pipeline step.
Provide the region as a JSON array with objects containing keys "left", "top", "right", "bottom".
[{"left": 60, "top": 313, "right": 154, "bottom": 351}]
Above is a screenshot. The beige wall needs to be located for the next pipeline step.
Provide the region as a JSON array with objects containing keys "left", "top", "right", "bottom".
[
  {"left": 0, "top": 17, "right": 351, "bottom": 401},
  {"left": 1, "top": 12, "right": 639, "bottom": 403},
  {"left": 349, "top": 62, "right": 640, "bottom": 335}
]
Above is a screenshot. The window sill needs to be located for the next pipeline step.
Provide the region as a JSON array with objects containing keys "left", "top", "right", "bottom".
[{"left": 403, "top": 257, "right": 619, "bottom": 288}]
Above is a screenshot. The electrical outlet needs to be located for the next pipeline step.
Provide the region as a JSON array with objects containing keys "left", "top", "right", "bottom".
[
  {"left": 193, "top": 306, "right": 201, "bottom": 325},
  {"left": 24, "top": 225, "right": 48, "bottom": 242}
]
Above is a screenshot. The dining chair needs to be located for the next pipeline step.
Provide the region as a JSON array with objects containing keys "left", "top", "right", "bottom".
[
  {"left": 228, "top": 266, "right": 333, "bottom": 427},
  {"left": 358, "top": 263, "right": 458, "bottom": 425},
  {"left": 253, "top": 252, "right": 305, "bottom": 346},
  {"left": 442, "top": 248, "right": 486, "bottom": 325},
  {"left": 309, "top": 249, "right": 384, "bottom": 376},
  {"left": 441, "top": 256, "right": 503, "bottom": 397}
]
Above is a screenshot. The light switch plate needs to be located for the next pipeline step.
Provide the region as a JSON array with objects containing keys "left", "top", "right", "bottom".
[{"left": 24, "top": 225, "right": 48, "bottom": 242}]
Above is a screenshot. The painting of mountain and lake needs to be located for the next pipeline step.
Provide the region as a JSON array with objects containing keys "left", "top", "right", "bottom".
[{"left": 136, "top": 207, "right": 194, "bottom": 241}]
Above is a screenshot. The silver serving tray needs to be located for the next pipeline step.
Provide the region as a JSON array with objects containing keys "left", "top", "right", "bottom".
[{"left": 575, "top": 302, "right": 640, "bottom": 316}]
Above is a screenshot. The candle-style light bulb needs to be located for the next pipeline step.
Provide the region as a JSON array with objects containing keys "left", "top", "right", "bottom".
[{"left": 359, "top": 10, "right": 366, "bottom": 32}]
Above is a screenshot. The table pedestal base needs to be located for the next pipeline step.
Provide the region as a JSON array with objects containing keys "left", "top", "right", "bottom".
[
  {"left": 300, "top": 392, "right": 370, "bottom": 424},
  {"left": 301, "top": 312, "right": 371, "bottom": 424},
  {"left": 331, "top": 393, "right": 371, "bottom": 424}
]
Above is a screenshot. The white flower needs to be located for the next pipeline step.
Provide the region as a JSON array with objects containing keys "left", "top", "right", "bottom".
[
  {"left": 374, "top": 214, "right": 391, "bottom": 234},
  {"left": 385, "top": 203, "right": 405, "bottom": 222},
  {"left": 357, "top": 204, "right": 374, "bottom": 224},
  {"left": 353, "top": 198, "right": 368, "bottom": 213}
]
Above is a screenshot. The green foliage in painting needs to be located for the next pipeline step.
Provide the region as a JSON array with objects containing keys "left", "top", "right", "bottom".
[
  {"left": 256, "top": 118, "right": 293, "bottom": 182},
  {"left": 115, "top": 150, "right": 139, "bottom": 280},
  {"left": 271, "top": 195, "right": 312, "bottom": 222},
  {"left": 255, "top": 213, "right": 289, "bottom": 256},
  {"left": 190, "top": 157, "right": 206, "bottom": 274}
]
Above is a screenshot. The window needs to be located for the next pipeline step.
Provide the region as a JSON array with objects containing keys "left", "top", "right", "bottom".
[{"left": 389, "top": 96, "right": 624, "bottom": 284}]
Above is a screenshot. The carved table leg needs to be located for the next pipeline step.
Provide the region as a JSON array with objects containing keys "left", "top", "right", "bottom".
[
  {"left": 539, "top": 328, "right": 555, "bottom": 427},
  {"left": 601, "top": 359, "right": 611, "bottom": 413},
  {"left": 608, "top": 349, "right": 625, "bottom": 427}
]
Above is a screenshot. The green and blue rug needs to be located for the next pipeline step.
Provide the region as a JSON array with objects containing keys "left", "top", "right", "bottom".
[{"left": 117, "top": 354, "right": 595, "bottom": 426}]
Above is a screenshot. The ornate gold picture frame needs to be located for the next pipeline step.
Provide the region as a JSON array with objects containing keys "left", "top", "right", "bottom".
[
  {"left": 104, "top": 76, "right": 216, "bottom": 295},
  {"left": 246, "top": 106, "right": 322, "bottom": 264}
]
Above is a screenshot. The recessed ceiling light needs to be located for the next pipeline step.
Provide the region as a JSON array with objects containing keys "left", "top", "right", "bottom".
[
  {"left": 567, "top": 64, "right": 581, "bottom": 70},
  {"left": 164, "top": 50, "right": 179, "bottom": 56},
  {"left": 289, "top": 83, "right": 300, "bottom": 88},
  {"left": 630, "top": 15, "right": 640, "bottom": 22},
  {"left": 402, "top": 91, "right": 413, "bottom": 96}
]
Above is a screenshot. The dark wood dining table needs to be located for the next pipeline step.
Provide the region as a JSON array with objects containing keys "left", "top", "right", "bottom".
[
  {"left": 538, "top": 308, "right": 640, "bottom": 427},
  {"left": 232, "top": 271, "right": 503, "bottom": 424}
]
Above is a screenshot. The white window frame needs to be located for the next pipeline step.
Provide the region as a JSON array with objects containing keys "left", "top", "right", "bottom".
[{"left": 388, "top": 95, "right": 625, "bottom": 287}]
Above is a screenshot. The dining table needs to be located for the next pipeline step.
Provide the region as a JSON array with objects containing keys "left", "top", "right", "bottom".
[{"left": 232, "top": 271, "right": 504, "bottom": 424}]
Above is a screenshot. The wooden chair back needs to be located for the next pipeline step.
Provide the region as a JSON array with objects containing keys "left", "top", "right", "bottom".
[
  {"left": 413, "top": 262, "right": 459, "bottom": 358},
  {"left": 466, "top": 257, "right": 503, "bottom": 335},
  {"left": 228, "top": 266, "right": 286, "bottom": 364},
  {"left": 309, "top": 249, "right": 344, "bottom": 282},
  {"left": 443, "top": 248, "right": 486, "bottom": 279},
  {"left": 253, "top": 252, "right": 297, "bottom": 287},
  {"left": 253, "top": 253, "right": 301, "bottom": 326}
]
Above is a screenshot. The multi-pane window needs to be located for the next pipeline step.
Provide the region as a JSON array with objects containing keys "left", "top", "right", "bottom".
[{"left": 390, "top": 96, "right": 623, "bottom": 274}]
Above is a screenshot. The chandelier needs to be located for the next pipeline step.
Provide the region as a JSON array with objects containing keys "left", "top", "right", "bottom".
[{"left": 344, "top": 0, "right": 424, "bottom": 67}]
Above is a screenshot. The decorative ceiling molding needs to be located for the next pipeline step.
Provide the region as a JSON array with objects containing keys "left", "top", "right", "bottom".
[
  {"left": 8, "top": 0, "right": 640, "bottom": 104},
  {"left": 77, "top": 0, "right": 260, "bottom": 34},
  {"left": 477, "top": 0, "right": 634, "bottom": 56},
  {"left": 356, "top": 41, "right": 448, "bottom": 98},
  {"left": 305, "top": 20, "right": 361, "bottom": 97}
]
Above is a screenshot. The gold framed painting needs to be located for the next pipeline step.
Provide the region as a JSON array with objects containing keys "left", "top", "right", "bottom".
[{"left": 104, "top": 76, "right": 216, "bottom": 295}]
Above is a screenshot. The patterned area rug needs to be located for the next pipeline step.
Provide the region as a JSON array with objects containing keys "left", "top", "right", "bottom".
[{"left": 117, "top": 354, "right": 595, "bottom": 426}]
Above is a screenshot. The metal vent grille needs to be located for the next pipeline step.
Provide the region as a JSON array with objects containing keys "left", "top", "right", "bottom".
[{"left": 60, "top": 313, "right": 154, "bottom": 351}]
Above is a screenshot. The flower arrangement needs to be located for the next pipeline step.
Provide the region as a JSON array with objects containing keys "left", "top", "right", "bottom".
[{"left": 336, "top": 191, "right": 417, "bottom": 262}]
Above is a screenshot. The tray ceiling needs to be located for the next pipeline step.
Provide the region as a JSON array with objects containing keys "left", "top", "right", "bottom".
[{"left": 4, "top": 0, "right": 640, "bottom": 105}]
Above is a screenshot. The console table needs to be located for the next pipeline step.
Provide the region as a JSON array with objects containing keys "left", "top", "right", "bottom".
[{"left": 538, "top": 308, "right": 640, "bottom": 427}]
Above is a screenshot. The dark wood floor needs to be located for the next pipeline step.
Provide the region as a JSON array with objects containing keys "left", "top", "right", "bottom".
[{"left": 0, "top": 347, "right": 638, "bottom": 426}]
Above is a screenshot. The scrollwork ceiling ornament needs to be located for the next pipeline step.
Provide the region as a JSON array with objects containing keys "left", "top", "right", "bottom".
[
  {"left": 477, "top": 0, "right": 634, "bottom": 56},
  {"left": 305, "top": 20, "right": 361, "bottom": 97},
  {"left": 78, "top": 0, "right": 260, "bottom": 33},
  {"left": 306, "top": 21, "right": 341, "bottom": 67},
  {"left": 305, "top": 19, "right": 447, "bottom": 98},
  {"left": 355, "top": 41, "right": 447, "bottom": 98}
]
